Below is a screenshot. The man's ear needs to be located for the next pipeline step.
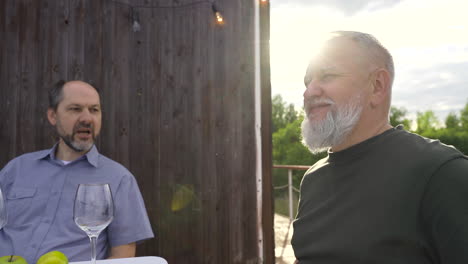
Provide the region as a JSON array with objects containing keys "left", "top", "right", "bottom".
[
  {"left": 47, "top": 108, "right": 57, "bottom": 126},
  {"left": 370, "top": 68, "right": 391, "bottom": 108}
]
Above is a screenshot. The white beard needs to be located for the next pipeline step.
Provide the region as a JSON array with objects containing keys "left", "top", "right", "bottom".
[{"left": 301, "top": 93, "right": 364, "bottom": 154}]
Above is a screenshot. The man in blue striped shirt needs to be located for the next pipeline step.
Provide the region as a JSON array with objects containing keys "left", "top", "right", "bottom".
[{"left": 0, "top": 80, "right": 154, "bottom": 263}]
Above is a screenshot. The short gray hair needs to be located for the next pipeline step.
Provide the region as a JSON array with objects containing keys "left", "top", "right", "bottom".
[
  {"left": 330, "top": 31, "right": 395, "bottom": 87},
  {"left": 48, "top": 80, "right": 66, "bottom": 110},
  {"left": 48, "top": 80, "right": 100, "bottom": 110}
]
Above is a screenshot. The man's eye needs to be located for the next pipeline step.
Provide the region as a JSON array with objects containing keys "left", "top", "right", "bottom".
[
  {"left": 320, "top": 73, "right": 337, "bottom": 82},
  {"left": 70, "top": 107, "right": 81, "bottom": 111},
  {"left": 91, "top": 108, "right": 100, "bottom": 113}
]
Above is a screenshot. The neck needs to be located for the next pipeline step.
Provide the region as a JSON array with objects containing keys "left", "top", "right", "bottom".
[
  {"left": 55, "top": 140, "right": 89, "bottom": 161},
  {"left": 331, "top": 119, "right": 392, "bottom": 153}
]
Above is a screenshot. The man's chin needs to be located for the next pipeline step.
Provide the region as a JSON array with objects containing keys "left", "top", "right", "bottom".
[
  {"left": 70, "top": 141, "right": 94, "bottom": 153},
  {"left": 301, "top": 118, "right": 334, "bottom": 154},
  {"left": 307, "top": 114, "right": 327, "bottom": 125}
]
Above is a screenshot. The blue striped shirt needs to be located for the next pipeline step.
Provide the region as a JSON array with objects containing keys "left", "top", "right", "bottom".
[{"left": 0, "top": 145, "right": 154, "bottom": 263}]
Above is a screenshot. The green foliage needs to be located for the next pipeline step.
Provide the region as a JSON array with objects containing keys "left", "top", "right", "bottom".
[
  {"left": 390, "top": 104, "right": 468, "bottom": 154},
  {"left": 272, "top": 94, "right": 298, "bottom": 133},
  {"left": 416, "top": 110, "right": 439, "bottom": 134},
  {"left": 445, "top": 112, "right": 460, "bottom": 130},
  {"left": 389, "top": 106, "right": 411, "bottom": 129},
  {"left": 461, "top": 101, "right": 468, "bottom": 130},
  {"left": 272, "top": 114, "right": 326, "bottom": 190},
  {"left": 419, "top": 129, "right": 468, "bottom": 155}
]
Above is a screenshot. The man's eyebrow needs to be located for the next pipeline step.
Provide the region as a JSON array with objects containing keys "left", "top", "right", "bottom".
[
  {"left": 66, "top": 103, "right": 101, "bottom": 108},
  {"left": 305, "top": 65, "right": 337, "bottom": 77},
  {"left": 319, "top": 66, "right": 338, "bottom": 73},
  {"left": 66, "top": 103, "right": 81, "bottom": 107}
]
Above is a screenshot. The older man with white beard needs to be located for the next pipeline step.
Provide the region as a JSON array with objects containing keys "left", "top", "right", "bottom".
[{"left": 291, "top": 31, "right": 468, "bottom": 264}]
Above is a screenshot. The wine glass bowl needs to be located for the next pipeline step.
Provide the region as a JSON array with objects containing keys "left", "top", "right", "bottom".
[{"left": 74, "top": 184, "right": 114, "bottom": 264}]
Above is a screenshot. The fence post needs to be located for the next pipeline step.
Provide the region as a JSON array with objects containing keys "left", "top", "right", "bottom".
[{"left": 288, "top": 168, "right": 293, "bottom": 221}]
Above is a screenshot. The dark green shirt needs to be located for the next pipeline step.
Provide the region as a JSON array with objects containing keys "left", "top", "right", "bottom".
[{"left": 292, "top": 126, "right": 468, "bottom": 264}]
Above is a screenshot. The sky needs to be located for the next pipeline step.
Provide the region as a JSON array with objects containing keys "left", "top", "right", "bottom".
[{"left": 270, "top": 0, "right": 468, "bottom": 124}]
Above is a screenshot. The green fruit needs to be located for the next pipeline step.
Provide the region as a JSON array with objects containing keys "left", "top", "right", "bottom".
[
  {"left": 36, "top": 251, "right": 68, "bottom": 264},
  {"left": 0, "top": 255, "right": 28, "bottom": 264}
]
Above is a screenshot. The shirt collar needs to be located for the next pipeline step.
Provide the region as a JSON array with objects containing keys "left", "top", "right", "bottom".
[
  {"left": 36, "top": 143, "right": 99, "bottom": 168},
  {"left": 85, "top": 145, "right": 99, "bottom": 167},
  {"left": 35, "top": 144, "right": 59, "bottom": 161}
]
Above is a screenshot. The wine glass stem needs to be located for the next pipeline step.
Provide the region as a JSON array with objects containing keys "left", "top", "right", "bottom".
[{"left": 89, "top": 235, "right": 98, "bottom": 264}]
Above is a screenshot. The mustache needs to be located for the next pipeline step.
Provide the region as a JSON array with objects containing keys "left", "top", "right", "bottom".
[
  {"left": 304, "top": 97, "right": 335, "bottom": 110},
  {"left": 73, "top": 122, "right": 94, "bottom": 133}
]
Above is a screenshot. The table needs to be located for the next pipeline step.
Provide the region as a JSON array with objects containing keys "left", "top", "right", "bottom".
[{"left": 70, "top": 256, "right": 167, "bottom": 264}]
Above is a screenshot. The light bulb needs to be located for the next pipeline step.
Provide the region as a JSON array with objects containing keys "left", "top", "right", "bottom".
[
  {"left": 132, "top": 20, "right": 141, "bottom": 32},
  {"left": 212, "top": 4, "right": 225, "bottom": 25},
  {"left": 215, "top": 11, "right": 224, "bottom": 25}
]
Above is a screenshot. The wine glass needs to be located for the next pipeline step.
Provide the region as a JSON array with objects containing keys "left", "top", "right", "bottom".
[
  {"left": 0, "top": 186, "right": 6, "bottom": 229},
  {"left": 74, "top": 184, "right": 114, "bottom": 264}
]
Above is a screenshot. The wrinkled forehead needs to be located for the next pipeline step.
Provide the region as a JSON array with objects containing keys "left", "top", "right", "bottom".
[
  {"left": 306, "top": 37, "right": 372, "bottom": 74},
  {"left": 61, "top": 82, "right": 101, "bottom": 106}
]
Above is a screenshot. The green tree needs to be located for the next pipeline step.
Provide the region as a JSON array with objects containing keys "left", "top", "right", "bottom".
[
  {"left": 417, "top": 101, "right": 468, "bottom": 155},
  {"left": 416, "top": 110, "right": 439, "bottom": 134},
  {"left": 272, "top": 117, "right": 326, "bottom": 188},
  {"left": 445, "top": 112, "right": 460, "bottom": 130},
  {"left": 389, "top": 106, "right": 411, "bottom": 129},
  {"left": 460, "top": 101, "right": 468, "bottom": 130},
  {"left": 272, "top": 94, "right": 298, "bottom": 133}
]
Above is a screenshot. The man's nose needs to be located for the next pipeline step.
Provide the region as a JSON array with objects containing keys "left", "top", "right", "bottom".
[
  {"left": 78, "top": 109, "right": 93, "bottom": 123},
  {"left": 303, "top": 80, "right": 323, "bottom": 99}
]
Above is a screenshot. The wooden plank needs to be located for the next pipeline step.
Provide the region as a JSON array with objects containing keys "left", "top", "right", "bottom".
[
  {"left": 260, "top": 1, "right": 274, "bottom": 263},
  {"left": 0, "top": 0, "right": 20, "bottom": 165},
  {"left": 17, "top": 0, "right": 41, "bottom": 154},
  {"left": 126, "top": 0, "right": 161, "bottom": 256},
  {"left": 82, "top": 0, "right": 104, "bottom": 87},
  {"left": 35, "top": 0, "right": 65, "bottom": 150},
  {"left": 100, "top": 0, "right": 132, "bottom": 167},
  {"left": 68, "top": 0, "right": 85, "bottom": 80},
  {"left": 0, "top": 0, "right": 273, "bottom": 262}
]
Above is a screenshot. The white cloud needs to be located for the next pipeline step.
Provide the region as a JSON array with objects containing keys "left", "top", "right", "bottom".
[
  {"left": 272, "top": 0, "right": 404, "bottom": 15},
  {"left": 270, "top": 0, "right": 468, "bottom": 122},
  {"left": 392, "top": 62, "right": 468, "bottom": 121}
]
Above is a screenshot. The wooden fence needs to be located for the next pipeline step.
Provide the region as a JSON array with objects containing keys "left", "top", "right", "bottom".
[{"left": 0, "top": 0, "right": 273, "bottom": 263}]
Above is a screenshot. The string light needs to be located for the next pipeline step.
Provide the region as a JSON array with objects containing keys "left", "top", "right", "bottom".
[
  {"left": 131, "top": 8, "right": 141, "bottom": 32},
  {"left": 111, "top": 0, "right": 225, "bottom": 26},
  {"left": 211, "top": 4, "right": 225, "bottom": 25}
]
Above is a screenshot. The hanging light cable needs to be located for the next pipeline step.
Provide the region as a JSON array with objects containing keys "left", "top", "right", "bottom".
[{"left": 111, "top": 0, "right": 226, "bottom": 29}]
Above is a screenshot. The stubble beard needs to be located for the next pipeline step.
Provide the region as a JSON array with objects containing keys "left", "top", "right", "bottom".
[
  {"left": 57, "top": 121, "right": 96, "bottom": 153},
  {"left": 301, "top": 93, "right": 364, "bottom": 154}
]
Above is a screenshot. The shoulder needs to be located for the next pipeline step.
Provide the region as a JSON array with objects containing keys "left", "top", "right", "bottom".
[
  {"left": 97, "top": 154, "right": 131, "bottom": 172},
  {"left": 389, "top": 129, "right": 464, "bottom": 161},
  {"left": 421, "top": 157, "right": 468, "bottom": 243},
  {"left": 95, "top": 154, "right": 135, "bottom": 181},
  {"left": 2, "top": 149, "right": 50, "bottom": 168},
  {"left": 305, "top": 156, "right": 328, "bottom": 174}
]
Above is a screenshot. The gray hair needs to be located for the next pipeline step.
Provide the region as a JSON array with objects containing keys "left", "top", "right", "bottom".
[
  {"left": 48, "top": 80, "right": 66, "bottom": 110},
  {"left": 48, "top": 80, "right": 100, "bottom": 110},
  {"left": 329, "top": 31, "right": 395, "bottom": 87}
]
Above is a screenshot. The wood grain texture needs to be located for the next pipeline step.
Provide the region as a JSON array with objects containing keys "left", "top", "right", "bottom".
[{"left": 0, "top": 0, "right": 273, "bottom": 262}]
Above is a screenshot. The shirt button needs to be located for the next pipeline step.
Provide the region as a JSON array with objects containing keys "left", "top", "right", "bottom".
[{"left": 43, "top": 219, "right": 51, "bottom": 224}]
